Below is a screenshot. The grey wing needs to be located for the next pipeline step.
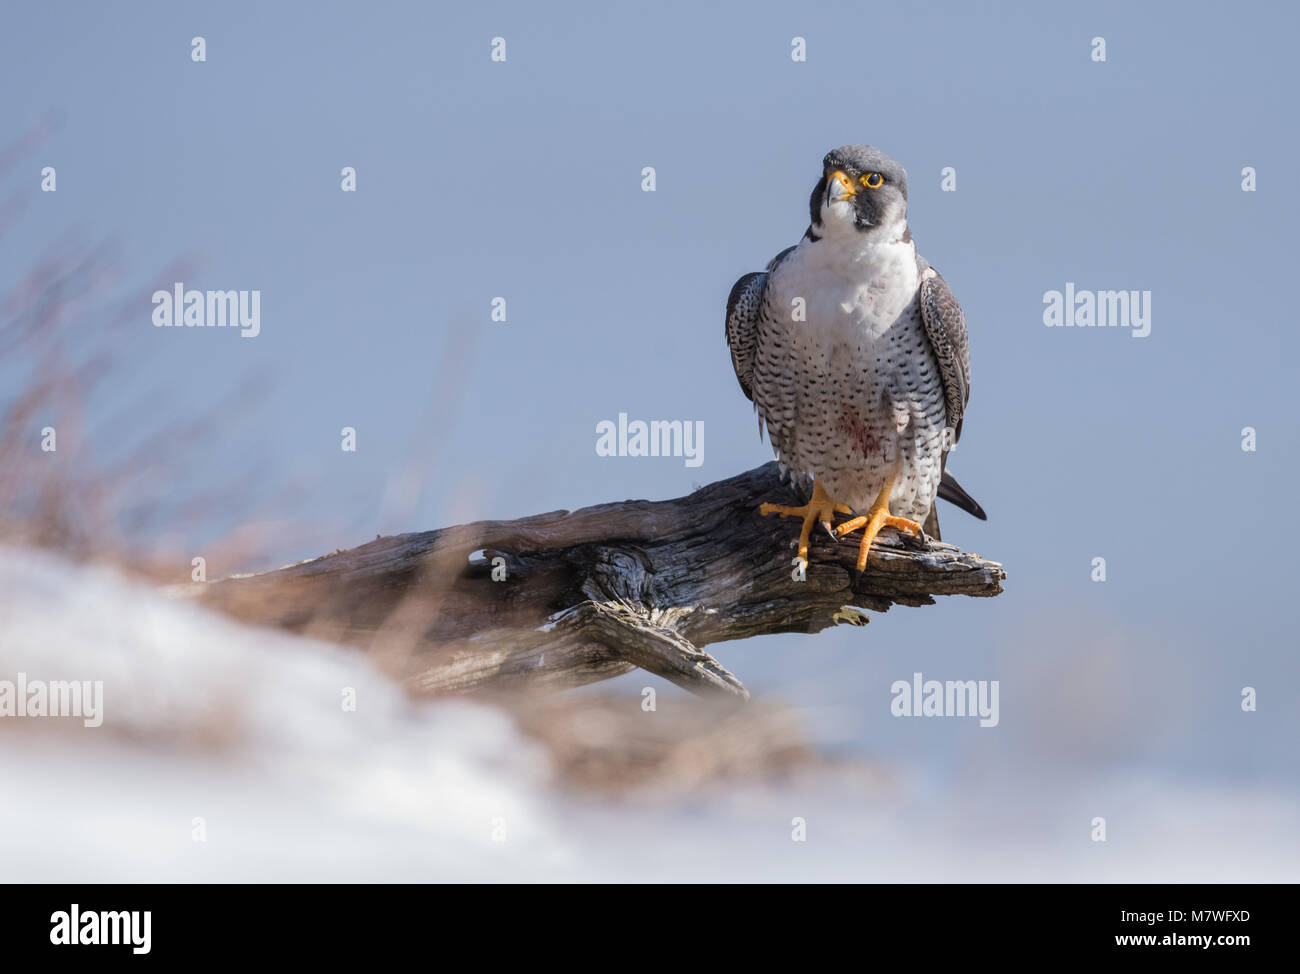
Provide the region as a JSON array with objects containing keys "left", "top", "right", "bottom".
[
  {"left": 725, "top": 246, "right": 797, "bottom": 401},
  {"left": 919, "top": 268, "right": 971, "bottom": 444},
  {"left": 725, "top": 272, "right": 767, "bottom": 401}
]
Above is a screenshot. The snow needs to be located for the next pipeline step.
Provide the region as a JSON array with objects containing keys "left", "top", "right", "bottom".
[{"left": 1, "top": 545, "right": 1297, "bottom": 882}]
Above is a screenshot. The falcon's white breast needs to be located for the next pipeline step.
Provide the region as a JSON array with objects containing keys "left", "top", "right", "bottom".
[{"left": 752, "top": 228, "right": 947, "bottom": 522}]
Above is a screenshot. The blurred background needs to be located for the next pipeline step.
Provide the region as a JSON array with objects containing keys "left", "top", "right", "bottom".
[{"left": 1, "top": 0, "right": 1297, "bottom": 881}]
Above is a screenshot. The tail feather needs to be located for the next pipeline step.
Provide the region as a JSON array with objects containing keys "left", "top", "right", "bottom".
[
  {"left": 922, "top": 503, "right": 942, "bottom": 541},
  {"left": 937, "top": 469, "right": 987, "bottom": 521}
]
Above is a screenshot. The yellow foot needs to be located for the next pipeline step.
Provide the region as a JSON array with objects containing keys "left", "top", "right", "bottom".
[
  {"left": 834, "top": 483, "right": 923, "bottom": 572},
  {"left": 760, "top": 480, "right": 852, "bottom": 567}
]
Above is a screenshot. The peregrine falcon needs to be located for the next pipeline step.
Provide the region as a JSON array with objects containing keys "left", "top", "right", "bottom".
[{"left": 726, "top": 144, "right": 985, "bottom": 572}]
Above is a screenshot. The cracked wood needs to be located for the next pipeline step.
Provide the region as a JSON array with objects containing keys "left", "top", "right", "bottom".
[{"left": 195, "top": 463, "right": 1005, "bottom": 700}]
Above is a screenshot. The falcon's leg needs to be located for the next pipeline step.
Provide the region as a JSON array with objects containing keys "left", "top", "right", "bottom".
[
  {"left": 760, "top": 480, "right": 852, "bottom": 567},
  {"left": 834, "top": 478, "right": 924, "bottom": 572}
]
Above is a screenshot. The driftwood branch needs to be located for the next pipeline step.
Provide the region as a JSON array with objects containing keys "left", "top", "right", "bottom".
[{"left": 195, "top": 463, "right": 1005, "bottom": 700}]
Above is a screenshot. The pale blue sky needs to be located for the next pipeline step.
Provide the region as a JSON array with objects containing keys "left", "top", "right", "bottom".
[{"left": 4, "top": 0, "right": 1298, "bottom": 792}]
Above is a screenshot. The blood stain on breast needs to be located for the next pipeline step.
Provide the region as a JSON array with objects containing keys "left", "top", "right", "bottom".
[{"left": 837, "top": 405, "right": 880, "bottom": 458}]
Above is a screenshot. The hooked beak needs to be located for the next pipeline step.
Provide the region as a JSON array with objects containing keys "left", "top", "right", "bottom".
[{"left": 826, "top": 170, "right": 856, "bottom": 204}]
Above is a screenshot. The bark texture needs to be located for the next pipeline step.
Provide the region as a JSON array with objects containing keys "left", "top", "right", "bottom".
[{"left": 196, "top": 463, "right": 1005, "bottom": 699}]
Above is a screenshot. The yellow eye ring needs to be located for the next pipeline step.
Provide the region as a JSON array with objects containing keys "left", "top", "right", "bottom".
[{"left": 862, "top": 172, "right": 883, "bottom": 188}]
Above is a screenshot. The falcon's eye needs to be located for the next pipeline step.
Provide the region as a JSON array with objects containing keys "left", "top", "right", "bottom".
[{"left": 862, "top": 172, "right": 884, "bottom": 188}]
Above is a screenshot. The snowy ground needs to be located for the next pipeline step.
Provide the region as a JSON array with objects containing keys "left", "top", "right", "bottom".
[{"left": 1, "top": 545, "right": 1296, "bottom": 882}]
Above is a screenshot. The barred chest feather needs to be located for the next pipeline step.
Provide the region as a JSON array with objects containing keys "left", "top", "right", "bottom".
[{"left": 753, "top": 232, "right": 947, "bottom": 521}]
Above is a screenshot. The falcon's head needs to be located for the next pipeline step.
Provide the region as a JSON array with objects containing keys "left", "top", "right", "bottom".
[{"left": 809, "top": 145, "right": 909, "bottom": 238}]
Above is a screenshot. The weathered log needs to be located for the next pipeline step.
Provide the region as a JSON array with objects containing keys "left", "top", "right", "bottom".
[{"left": 195, "top": 463, "right": 1005, "bottom": 700}]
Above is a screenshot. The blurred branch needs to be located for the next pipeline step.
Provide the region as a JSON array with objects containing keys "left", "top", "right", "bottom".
[{"left": 194, "top": 463, "right": 1005, "bottom": 700}]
